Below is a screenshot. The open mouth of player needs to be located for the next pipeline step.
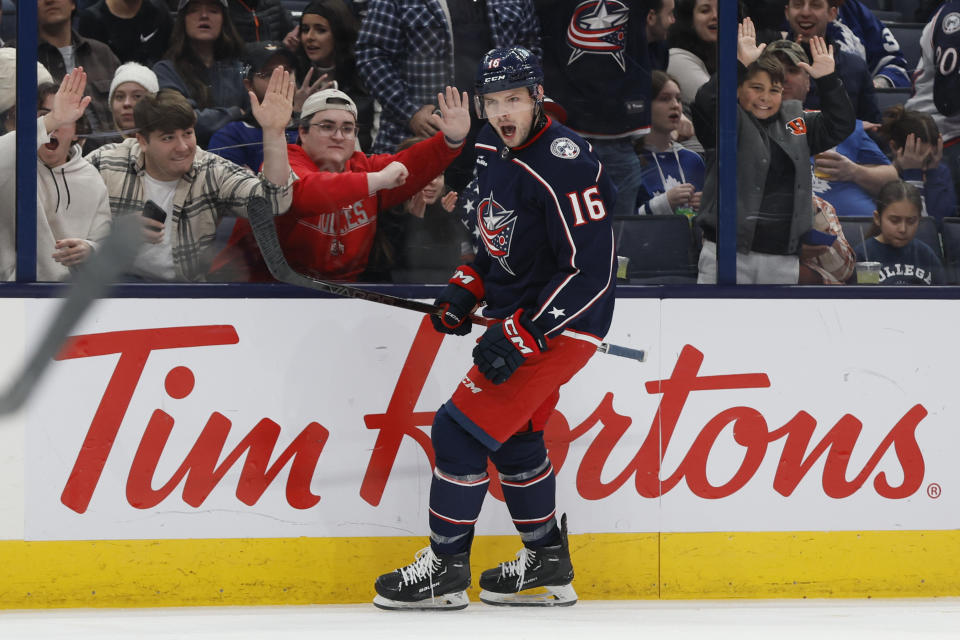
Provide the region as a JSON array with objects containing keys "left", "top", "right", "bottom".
[{"left": 499, "top": 124, "right": 517, "bottom": 140}]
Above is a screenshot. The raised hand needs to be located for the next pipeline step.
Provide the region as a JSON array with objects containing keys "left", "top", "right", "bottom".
[
  {"left": 250, "top": 66, "right": 296, "bottom": 133},
  {"left": 431, "top": 86, "right": 471, "bottom": 147},
  {"left": 737, "top": 17, "right": 766, "bottom": 66},
  {"left": 796, "top": 36, "right": 835, "bottom": 79},
  {"left": 293, "top": 67, "right": 330, "bottom": 114},
  {"left": 45, "top": 67, "right": 92, "bottom": 132}
]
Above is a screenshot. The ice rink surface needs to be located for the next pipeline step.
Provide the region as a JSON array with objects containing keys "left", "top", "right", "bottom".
[{"left": 3, "top": 598, "right": 960, "bottom": 639}]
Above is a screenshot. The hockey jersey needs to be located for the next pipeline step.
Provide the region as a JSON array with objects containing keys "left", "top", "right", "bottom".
[
  {"left": 636, "top": 142, "right": 706, "bottom": 215},
  {"left": 836, "top": 0, "right": 911, "bottom": 87},
  {"left": 536, "top": 0, "right": 651, "bottom": 138},
  {"left": 905, "top": 1, "right": 960, "bottom": 143},
  {"left": 468, "top": 118, "right": 617, "bottom": 341}
]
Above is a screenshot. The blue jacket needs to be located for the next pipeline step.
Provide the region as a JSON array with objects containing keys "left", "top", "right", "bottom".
[
  {"left": 208, "top": 120, "right": 300, "bottom": 173},
  {"left": 153, "top": 59, "right": 249, "bottom": 148}
]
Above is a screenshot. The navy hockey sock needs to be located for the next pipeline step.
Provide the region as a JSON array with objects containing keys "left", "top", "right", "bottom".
[
  {"left": 491, "top": 429, "right": 560, "bottom": 548},
  {"left": 428, "top": 406, "right": 491, "bottom": 555}
]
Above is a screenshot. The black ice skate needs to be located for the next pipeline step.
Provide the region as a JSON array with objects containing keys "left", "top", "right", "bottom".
[
  {"left": 373, "top": 547, "right": 471, "bottom": 610},
  {"left": 478, "top": 513, "right": 577, "bottom": 607}
]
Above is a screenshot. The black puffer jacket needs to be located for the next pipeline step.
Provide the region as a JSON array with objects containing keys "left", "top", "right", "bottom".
[{"left": 228, "top": 0, "right": 294, "bottom": 42}]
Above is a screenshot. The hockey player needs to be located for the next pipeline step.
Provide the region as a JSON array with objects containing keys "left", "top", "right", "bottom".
[
  {"left": 372, "top": 46, "right": 617, "bottom": 611},
  {"left": 904, "top": 0, "right": 960, "bottom": 196}
]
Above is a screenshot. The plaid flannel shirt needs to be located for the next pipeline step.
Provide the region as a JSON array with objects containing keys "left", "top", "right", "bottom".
[
  {"left": 85, "top": 138, "right": 294, "bottom": 282},
  {"left": 356, "top": 0, "right": 541, "bottom": 153}
]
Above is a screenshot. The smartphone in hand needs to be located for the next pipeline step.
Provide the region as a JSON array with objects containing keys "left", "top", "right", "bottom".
[{"left": 143, "top": 200, "right": 167, "bottom": 224}]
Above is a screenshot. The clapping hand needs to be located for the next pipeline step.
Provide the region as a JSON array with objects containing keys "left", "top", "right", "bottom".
[
  {"left": 431, "top": 86, "right": 471, "bottom": 147},
  {"left": 250, "top": 66, "right": 296, "bottom": 133},
  {"left": 796, "top": 36, "right": 835, "bottom": 79},
  {"left": 441, "top": 190, "right": 458, "bottom": 212}
]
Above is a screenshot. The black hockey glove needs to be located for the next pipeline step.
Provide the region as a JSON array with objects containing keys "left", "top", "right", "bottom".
[
  {"left": 430, "top": 265, "right": 485, "bottom": 336},
  {"left": 472, "top": 309, "right": 547, "bottom": 385}
]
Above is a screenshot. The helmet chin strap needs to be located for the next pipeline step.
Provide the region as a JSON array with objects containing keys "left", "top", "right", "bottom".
[{"left": 512, "top": 91, "right": 547, "bottom": 149}]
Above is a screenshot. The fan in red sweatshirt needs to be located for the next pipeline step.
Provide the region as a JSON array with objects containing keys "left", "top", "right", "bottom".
[{"left": 210, "top": 86, "right": 470, "bottom": 281}]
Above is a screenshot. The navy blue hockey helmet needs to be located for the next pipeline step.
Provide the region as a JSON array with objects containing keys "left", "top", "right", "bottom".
[
  {"left": 474, "top": 46, "right": 543, "bottom": 95},
  {"left": 474, "top": 46, "right": 544, "bottom": 119}
]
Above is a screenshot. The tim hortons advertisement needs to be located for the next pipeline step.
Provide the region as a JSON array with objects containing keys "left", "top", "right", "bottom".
[{"left": 21, "top": 297, "right": 960, "bottom": 541}]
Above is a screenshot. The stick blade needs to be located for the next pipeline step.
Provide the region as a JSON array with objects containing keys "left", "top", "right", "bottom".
[{"left": 0, "top": 215, "right": 142, "bottom": 415}]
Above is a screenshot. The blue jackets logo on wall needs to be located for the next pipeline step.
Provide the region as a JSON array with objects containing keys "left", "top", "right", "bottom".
[
  {"left": 566, "top": 0, "right": 630, "bottom": 72},
  {"left": 477, "top": 192, "right": 519, "bottom": 275},
  {"left": 550, "top": 138, "right": 581, "bottom": 159}
]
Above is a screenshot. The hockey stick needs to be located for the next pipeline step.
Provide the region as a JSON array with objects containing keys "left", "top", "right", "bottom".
[
  {"left": 0, "top": 214, "right": 142, "bottom": 415},
  {"left": 246, "top": 197, "right": 646, "bottom": 362}
]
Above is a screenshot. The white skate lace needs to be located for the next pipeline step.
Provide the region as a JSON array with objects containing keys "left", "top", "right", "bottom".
[
  {"left": 499, "top": 547, "right": 537, "bottom": 591},
  {"left": 399, "top": 547, "right": 441, "bottom": 597}
]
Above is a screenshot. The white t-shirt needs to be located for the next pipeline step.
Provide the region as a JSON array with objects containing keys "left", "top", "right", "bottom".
[
  {"left": 57, "top": 46, "right": 75, "bottom": 74},
  {"left": 130, "top": 173, "right": 178, "bottom": 281}
]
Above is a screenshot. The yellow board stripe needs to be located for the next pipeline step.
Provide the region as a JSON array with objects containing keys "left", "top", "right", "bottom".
[{"left": 1, "top": 531, "right": 958, "bottom": 609}]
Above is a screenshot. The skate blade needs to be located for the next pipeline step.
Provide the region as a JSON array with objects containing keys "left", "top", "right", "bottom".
[
  {"left": 479, "top": 584, "right": 577, "bottom": 607},
  {"left": 373, "top": 591, "right": 469, "bottom": 611}
]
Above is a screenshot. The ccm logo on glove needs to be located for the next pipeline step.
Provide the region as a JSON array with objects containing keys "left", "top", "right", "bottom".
[{"left": 503, "top": 316, "right": 535, "bottom": 354}]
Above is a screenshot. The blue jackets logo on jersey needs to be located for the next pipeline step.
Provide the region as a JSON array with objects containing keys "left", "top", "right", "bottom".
[
  {"left": 566, "top": 0, "right": 630, "bottom": 72},
  {"left": 944, "top": 13, "right": 960, "bottom": 34},
  {"left": 550, "top": 137, "right": 581, "bottom": 159},
  {"left": 477, "top": 192, "right": 519, "bottom": 275}
]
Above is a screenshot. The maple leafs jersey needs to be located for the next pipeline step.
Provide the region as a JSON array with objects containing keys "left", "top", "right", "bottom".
[
  {"left": 905, "top": 1, "right": 960, "bottom": 143},
  {"left": 468, "top": 118, "right": 617, "bottom": 341}
]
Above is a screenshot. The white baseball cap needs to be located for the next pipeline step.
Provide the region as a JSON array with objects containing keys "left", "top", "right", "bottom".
[{"left": 300, "top": 88, "right": 357, "bottom": 122}]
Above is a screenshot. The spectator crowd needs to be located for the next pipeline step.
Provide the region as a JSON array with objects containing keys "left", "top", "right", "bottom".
[{"left": 2, "top": 0, "right": 960, "bottom": 286}]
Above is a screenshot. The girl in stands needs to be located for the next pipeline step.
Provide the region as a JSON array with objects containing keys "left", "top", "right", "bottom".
[
  {"left": 853, "top": 180, "right": 945, "bottom": 285},
  {"left": 635, "top": 70, "right": 705, "bottom": 217},
  {"left": 153, "top": 0, "right": 246, "bottom": 147},
  {"left": 293, "top": 0, "right": 374, "bottom": 151}
]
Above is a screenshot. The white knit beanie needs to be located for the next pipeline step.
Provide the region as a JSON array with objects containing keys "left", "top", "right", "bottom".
[
  {"left": 0, "top": 48, "right": 56, "bottom": 114},
  {"left": 108, "top": 62, "right": 160, "bottom": 105}
]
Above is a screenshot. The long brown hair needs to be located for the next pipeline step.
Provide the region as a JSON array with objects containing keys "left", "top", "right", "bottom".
[{"left": 164, "top": 0, "right": 244, "bottom": 108}]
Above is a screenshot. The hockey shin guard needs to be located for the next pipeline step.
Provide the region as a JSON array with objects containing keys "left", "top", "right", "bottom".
[
  {"left": 428, "top": 405, "right": 491, "bottom": 555},
  {"left": 491, "top": 429, "right": 560, "bottom": 548}
]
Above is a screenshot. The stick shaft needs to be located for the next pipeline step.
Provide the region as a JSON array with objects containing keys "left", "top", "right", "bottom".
[{"left": 247, "top": 198, "right": 645, "bottom": 362}]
